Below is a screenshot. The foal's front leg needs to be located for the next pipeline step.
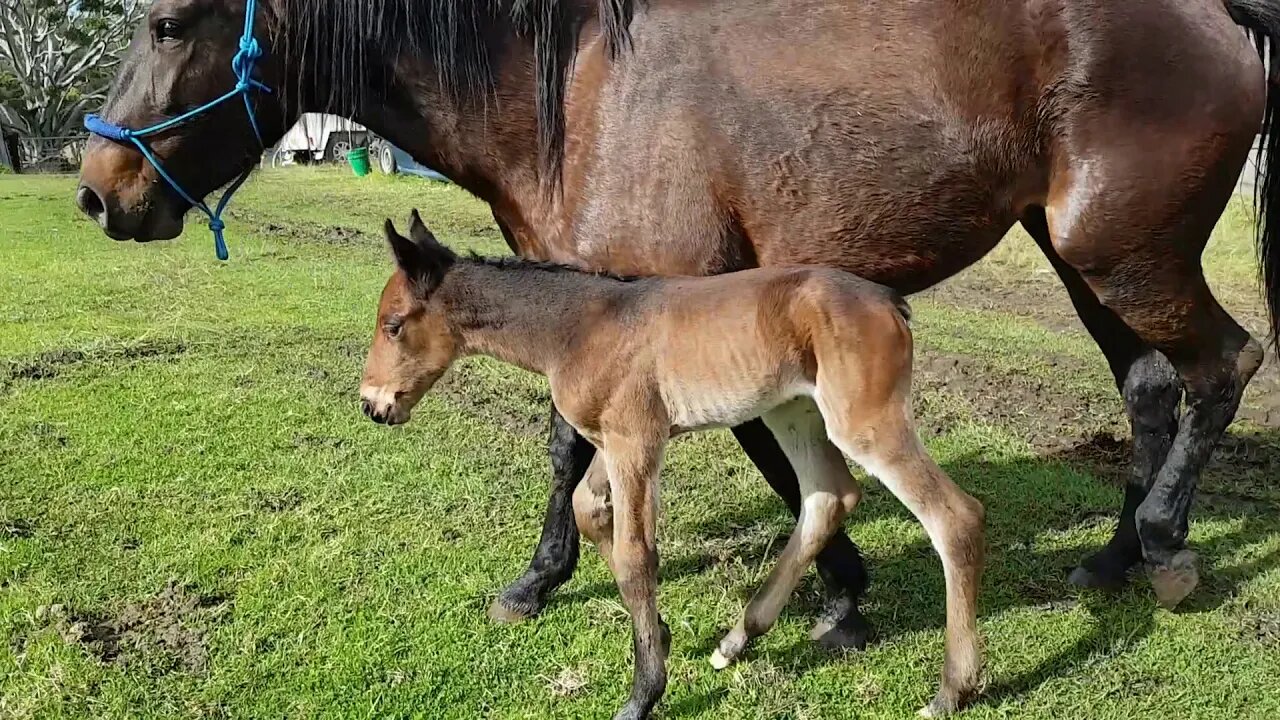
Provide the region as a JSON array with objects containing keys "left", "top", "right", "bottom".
[{"left": 603, "top": 433, "right": 669, "bottom": 720}]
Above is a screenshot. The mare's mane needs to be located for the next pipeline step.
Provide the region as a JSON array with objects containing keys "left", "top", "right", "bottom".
[{"left": 279, "top": 0, "right": 638, "bottom": 180}]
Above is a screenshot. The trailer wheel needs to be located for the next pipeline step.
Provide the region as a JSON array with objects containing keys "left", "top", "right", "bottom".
[{"left": 378, "top": 143, "right": 397, "bottom": 174}]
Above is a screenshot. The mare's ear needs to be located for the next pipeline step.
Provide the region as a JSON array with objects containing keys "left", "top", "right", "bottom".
[{"left": 383, "top": 216, "right": 454, "bottom": 296}]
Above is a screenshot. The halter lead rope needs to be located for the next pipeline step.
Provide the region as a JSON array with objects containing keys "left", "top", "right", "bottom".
[{"left": 84, "top": 0, "right": 272, "bottom": 261}]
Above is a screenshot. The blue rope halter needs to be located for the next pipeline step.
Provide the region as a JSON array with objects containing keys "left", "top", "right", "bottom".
[{"left": 84, "top": 0, "right": 272, "bottom": 261}]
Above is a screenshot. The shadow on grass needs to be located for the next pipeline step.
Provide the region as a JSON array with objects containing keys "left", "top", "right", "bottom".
[{"left": 540, "top": 428, "right": 1280, "bottom": 715}]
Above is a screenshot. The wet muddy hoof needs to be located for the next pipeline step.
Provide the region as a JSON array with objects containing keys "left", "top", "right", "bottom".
[
  {"left": 1067, "top": 553, "right": 1131, "bottom": 591},
  {"left": 810, "top": 604, "right": 871, "bottom": 651},
  {"left": 1147, "top": 549, "right": 1199, "bottom": 609},
  {"left": 487, "top": 584, "right": 547, "bottom": 623}
]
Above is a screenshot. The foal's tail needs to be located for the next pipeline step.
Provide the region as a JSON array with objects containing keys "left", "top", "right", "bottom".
[{"left": 1229, "top": 0, "right": 1280, "bottom": 345}]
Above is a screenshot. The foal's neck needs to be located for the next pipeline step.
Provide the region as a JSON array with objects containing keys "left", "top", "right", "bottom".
[{"left": 440, "top": 261, "right": 622, "bottom": 375}]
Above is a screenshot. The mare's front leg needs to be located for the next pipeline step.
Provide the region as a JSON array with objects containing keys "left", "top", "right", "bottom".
[
  {"left": 603, "top": 432, "right": 670, "bottom": 720},
  {"left": 490, "top": 406, "right": 595, "bottom": 622}
]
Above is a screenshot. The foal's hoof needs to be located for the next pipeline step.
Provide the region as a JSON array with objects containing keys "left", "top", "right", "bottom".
[
  {"left": 918, "top": 693, "right": 960, "bottom": 718},
  {"left": 711, "top": 630, "right": 747, "bottom": 670},
  {"left": 918, "top": 685, "right": 976, "bottom": 718},
  {"left": 810, "top": 605, "right": 872, "bottom": 651},
  {"left": 1147, "top": 549, "right": 1199, "bottom": 609}
]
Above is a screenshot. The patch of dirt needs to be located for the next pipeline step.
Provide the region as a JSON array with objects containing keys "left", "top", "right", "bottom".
[
  {"left": 2, "top": 340, "right": 187, "bottom": 388},
  {"left": 1, "top": 516, "right": 36, "bottom": 539},
  {"left": 259, "top": 220, "right": 369, "bottom": 247},
  {"left": 920, "top": 269, "right": 1280, "bottom": 430},
  {"left": 433, "top": 363, "right": 552, "bottom": 437},
  {"left": 912, "top": 348, "right": 1125, "bottom": 453},
  {"left": 1240, "top": 608, "right": 1280, "bottom": 648},
  {"left": 38, "top": 582, "right": 227, "bottom": 673},
  {"left": 250, "top": 486, "right": 304, "bottom": 512}
]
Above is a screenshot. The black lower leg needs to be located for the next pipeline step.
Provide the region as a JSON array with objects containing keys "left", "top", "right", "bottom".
[
  {"left": 731, "top": 420, "right": 871, "bottom": 650},
  {"left": 1073, "top": 350, "right": 1182, "bottom": 588},
  {"left": 1024, "top": 208, "right": 1182, "bottom": 589},
  {"left": 490, "top": 406, "right": 595, "bottom": 622},
  {"left": 1137, "top": 338, "right": 1260, "bottom": 608}
]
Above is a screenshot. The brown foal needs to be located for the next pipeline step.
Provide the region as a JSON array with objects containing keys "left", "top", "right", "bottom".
[{"left": 360, "top": 211, "right": 985, "bottom": 719}]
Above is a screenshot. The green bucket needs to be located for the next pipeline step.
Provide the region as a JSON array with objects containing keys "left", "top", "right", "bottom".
[{"left": 347, "top": 147, "right": 371, "bottom": 177}]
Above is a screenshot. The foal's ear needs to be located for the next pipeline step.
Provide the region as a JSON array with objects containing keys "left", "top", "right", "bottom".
[
  {"left": 408, "top": 208, "right": 439, "bottom": 247},
  {"left": 384, "top": 217, "right": 454, "bottom": 296}
]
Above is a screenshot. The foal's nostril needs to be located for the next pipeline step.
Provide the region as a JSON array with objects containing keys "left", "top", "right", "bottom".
[
  {"left": 361, "top": 399, "right": 373, "bottom": 418},
  {"left": 76, "top": 185, "right": 107, "bottom": 226}
]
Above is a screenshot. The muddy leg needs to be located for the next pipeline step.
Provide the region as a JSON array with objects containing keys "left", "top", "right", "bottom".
[
  {"left": 1138, "top": 336, "right": 1262, "bottom": 607},
  {"left": 1023, "top": 208, "right": 1183, "bottom": 590},
  {"left": 490, "top": 406, "right": 594, "bottom": 622},
  {"left": 732, "top": 420, "right": 872, "bottom": 650},
  {"left": 603, "top": 437, "right": 669, "bottom": 720},
  {"left": 713, "top": 400, "right": 861, "bottom": 668}
]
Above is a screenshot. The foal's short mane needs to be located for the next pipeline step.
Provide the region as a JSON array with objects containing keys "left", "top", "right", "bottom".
[
  {"left": 280, "top": 0, "right": 638, "bottom": 182},
  {"left": 467, "top": 253, "right": 644, "bottom": 282}
]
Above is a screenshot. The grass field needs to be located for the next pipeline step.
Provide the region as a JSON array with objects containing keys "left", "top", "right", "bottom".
[{"left": 3, "top": 169, "right": 1279, "bottom": 719}]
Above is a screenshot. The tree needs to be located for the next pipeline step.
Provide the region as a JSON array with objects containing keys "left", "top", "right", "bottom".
[{"left": 0, "top": 0, "right": 146, "bottom": 137}]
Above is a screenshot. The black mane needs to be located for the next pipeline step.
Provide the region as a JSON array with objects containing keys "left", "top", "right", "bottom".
[
  {"left": 467, "top": 252, "right": 644, "bottom": 282},
  {"left": 280, "top": 0, "right": 639, "bottom": 182}
]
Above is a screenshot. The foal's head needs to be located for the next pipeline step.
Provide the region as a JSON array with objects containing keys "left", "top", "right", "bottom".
[{"left": 360, "top": 210, "right": 459, "bottom": 425}]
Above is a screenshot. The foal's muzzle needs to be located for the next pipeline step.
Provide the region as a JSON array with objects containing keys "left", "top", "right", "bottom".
[{"left": 359, "top": 389, "right": 408, "bottom": 426}]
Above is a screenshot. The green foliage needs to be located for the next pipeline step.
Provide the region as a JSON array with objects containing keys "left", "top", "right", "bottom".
[{"left": 0, "top": 0, "right": 145, "bottom": 136}]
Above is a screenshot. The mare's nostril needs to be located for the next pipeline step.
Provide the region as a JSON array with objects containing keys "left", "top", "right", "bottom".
[
  {"left": 361, "top": 399, "right": 373, "bottom": 417},
  {"left": 76, "top": 185, "right": 107, "bottom": 226}
]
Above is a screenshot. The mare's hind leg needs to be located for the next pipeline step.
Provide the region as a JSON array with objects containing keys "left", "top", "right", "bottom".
[
  {"left": 1043, "top": 131, "right": 1264, "bottom": 607},
  {"left": 712, "top": 400, "right": 862, "bottom": 668},
  {"left": 1022, "top": 208, "right": 1183, "bottom": 590}
]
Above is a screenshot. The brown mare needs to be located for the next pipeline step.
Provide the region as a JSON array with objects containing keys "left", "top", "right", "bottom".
[
  {"left": 361, "top": 211, "right": 985, "bottom": 718},
  {"left": 78, "top": 0, "right": 1280, "bottom": 645}
]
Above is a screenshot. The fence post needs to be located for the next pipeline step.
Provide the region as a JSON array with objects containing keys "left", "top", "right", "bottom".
[{"left": 0, "top": 132, "right": 12, "bottom": 172}]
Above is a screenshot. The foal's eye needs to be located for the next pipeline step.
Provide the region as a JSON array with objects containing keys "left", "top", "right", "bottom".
[
  {"left": 384, "top": 318, "right": 404, "bottom": 338},
  {"left": 155, "top": 19, "right": 183, "bottom": 42}
]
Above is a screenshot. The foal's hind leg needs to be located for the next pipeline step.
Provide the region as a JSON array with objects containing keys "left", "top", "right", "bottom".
[
  {"left": 1022, "top": 208, "right": 1183, "bottom": 590},
  {"left": 824, "top": 402, "right": 985, "bottom": 717},
  {"left": 712, "top": 400, "right": 861, "bottom": 668}
]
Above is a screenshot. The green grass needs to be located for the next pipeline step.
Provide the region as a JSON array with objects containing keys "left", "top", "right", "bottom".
[{"left": 3, "top": 169, "right": 1279, "bottom": 719}]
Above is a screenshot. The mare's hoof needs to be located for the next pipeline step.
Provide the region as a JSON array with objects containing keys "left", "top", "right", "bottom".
[
  {"left": 709, "top": 648, "right": 733, "bottom": 670},
  {"left": 1067, "top": 554, "right": 1130, "bottom": 591},
  {"left": 1147, "top": 549, "right": 1199, "bottom": 609},
  {"left": 810, "top": 606, "right": 872, "bottom": 651},
  {"left": 612, "top": 703, "right": 652, "bottom": 720},
  {"left": 487, "top": 587, "right": 545, "bottom": 623}
]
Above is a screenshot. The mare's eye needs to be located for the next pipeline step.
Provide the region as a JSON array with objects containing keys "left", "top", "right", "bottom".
[
  {"left": 156, "top": 19, "right": 183, "bottom": 42},
  {"left": 385, "top": 318, "right": 404, "bottom": 338}
]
